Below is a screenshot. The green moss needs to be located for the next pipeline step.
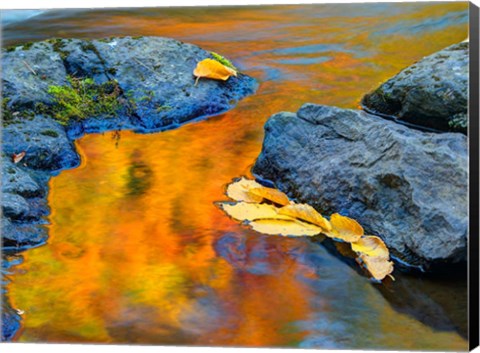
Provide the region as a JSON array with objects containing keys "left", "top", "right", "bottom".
[
  {"left": 210, "top": 52, "right": 238, "bottom": 71},
  {"left": 448, "top": 113, "right": 467, "bottom": 131},
  {"left": 40, "top": 129, "right": 59, "bottom": 138},
  {"left": 155, "top": 105, "right": 172, "bottom": 113},
  {"left": 47, "top": 76, "right": 122, "bottom": 125},
  {"left": 138, "top": 90, "right": 155, "bottom": 103},
  {"left": 2, "top": 97, "right": 13, "bottom": 124},
  {"left": 49, "top": 38, "right": 69, "bottom": 60},
  {"left": 21, "top": 42, "right": 35, "bottom": 50}
]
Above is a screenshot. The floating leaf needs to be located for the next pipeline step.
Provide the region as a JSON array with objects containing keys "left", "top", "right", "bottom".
[
  {"left": 359, "top": 254, "right": 394, "bottom": 281},
  {"left": 249, "top": 186, "right": 291, "bottom": 206},
  {"left": 219, "top": 177, "right": 394, "bottom": 281},
  {"left": 218, "top": 202, "right": 293, "bottom": 222},
  {"left": 226, "top": 177, "right": 264, "bottom": 203},
  {"left": 249, "top": 219, "right": 323, "bottom": 237},
  {"left": 278, "top": 203, "right": 332, "bottom": 231},
  {"left": 326, "top": 213, "right": 364, "bottom": 242},
  {"left": 193, "top": 58, "right": 237, "bottom": 85},
  {"left": 351, "top": 236, "right": 389, "bottom": 258},
  {"left": 12, "top": 151, "right": 26, "bottom": 164}
]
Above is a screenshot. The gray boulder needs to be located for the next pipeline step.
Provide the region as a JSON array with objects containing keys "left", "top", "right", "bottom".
[
  {"left": 2, "top": 41, "right": 69, "bottom": 110},
  {"left": 2, "top": 115, "right": 79, "bottom": 171},
  {"left": 361, "top": 42, "right": 468, "bottom": 134},
  {"left": 2, "top": 36, "right": 257, "bottom": 133},
  {"left": 253, "top": 104, "right": 468, "bottom": 269},
  {"left": 2, "top": 158, "right": 44, "bottom": 197},
  {"left": 2, "top": 193, "right": 30, "bottom": 220},
  {"left": 1, "top": 218, "right": 48, "bottom": 253}
]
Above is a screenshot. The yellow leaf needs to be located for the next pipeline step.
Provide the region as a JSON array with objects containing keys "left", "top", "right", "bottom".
[
  {"left": 249, "top": 186, "right": 291, "bottom": 206},
  {"left": 351, "top": 236, "right": 389, "bottom": 258},
  {"left": 249, "top": 219, "right": 323, "bottom": 237},
  {"left": 360, "top": 254, "right": 394, "bottom": 281},
  {"left": 278, "top": 203, "right": 332, "bottom": 231},
  {"left": 218, "top": 202, "right": 293, "bottom": 222},
  {"left": 226, "top": 177, "right": 264, "bottom": 203},
  {"left": 326, "top": 213, "right": 364, "bottom": 242},
  {"left": 193, "top": 58, "right": 237, "bottom": 85}
]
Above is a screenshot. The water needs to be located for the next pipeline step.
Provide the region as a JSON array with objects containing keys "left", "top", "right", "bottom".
[{"left": 3, "top": 3, "right": 469, "bottom": 349}]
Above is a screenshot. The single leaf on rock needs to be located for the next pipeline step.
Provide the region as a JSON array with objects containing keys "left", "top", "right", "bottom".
[
  {"left": 360, "top": 254, "right": 394, "bottom": 281},
  {"left": 12, "top": 151, "right": 26, "bottom": 164},
  {"left": 218, "top": 202, "right": 293, "bottom": 222},
  {"left": 249, "top": 186, "right": 291, "bottom": 206},
  {"left": 278, "top": 203, "right": 332, "bottom": 231},
  {"left": 351, "top": 235, "right": 389, "bottom": 258},
  {"left": 226, "top": 177, "right": 264, "bottom": 203},
  {"left": 249, "top": 219, "right": 323, "bottom": 237},
  {"left": 193, "top": 58, "right": 237, "bottom": 85},
  {"left": 326, "top": 213, "right": 364, "bottom": 243}
]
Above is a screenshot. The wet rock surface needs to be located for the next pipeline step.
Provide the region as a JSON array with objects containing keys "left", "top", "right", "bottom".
[
  {"left": 3, "top": 36, "right": 257, "bottom": 134},
  {"left": 253, "top": 103, "right": 467, "bottom": 270},
  {"left": 361, "top": 42, "right": 468, "bottom": 134},
  {"left": 2, "top": 115, "right": 80, "bottom": 171}
]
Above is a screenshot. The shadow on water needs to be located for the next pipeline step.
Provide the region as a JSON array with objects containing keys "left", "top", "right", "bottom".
[
  {"left": 215, "top": 231, "right": 467, "bottom": 340},
  {"left": 313, "top": 238, "right": 468, "bottom": 339}
]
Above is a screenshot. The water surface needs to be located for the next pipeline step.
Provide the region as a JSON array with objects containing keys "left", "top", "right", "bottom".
[{"left": 4, "top": 3, "right": 469, "bottom": 349}]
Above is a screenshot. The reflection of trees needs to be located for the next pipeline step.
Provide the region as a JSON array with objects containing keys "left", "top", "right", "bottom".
[{"left": 126, "top": 150, "right": 153, "bottom": 196}]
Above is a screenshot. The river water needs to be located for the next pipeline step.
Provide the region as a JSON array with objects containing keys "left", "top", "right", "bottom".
[{"left": 3, "top": 3, "right": 469, "bottom": 349}]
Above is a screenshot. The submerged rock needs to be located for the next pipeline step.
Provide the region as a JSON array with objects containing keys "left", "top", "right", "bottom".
[
  {"left": 253, "top": 104, "right": 467, "bottom": 270},
  {"left": 361, "top": 42, "right": 468, "bottom": 134}
]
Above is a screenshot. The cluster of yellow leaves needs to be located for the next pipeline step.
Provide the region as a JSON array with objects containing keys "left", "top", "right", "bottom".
[
  {"left": 217, "top": 177, "right": 394, "bottom": 281},
  {"left": 193, "top": 58, "right": 237, "bottom": 86}
]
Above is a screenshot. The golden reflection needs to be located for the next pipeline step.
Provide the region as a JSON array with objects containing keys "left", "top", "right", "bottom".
[{"left": 8, "top": 2, "right": 468, "bottom": 349}]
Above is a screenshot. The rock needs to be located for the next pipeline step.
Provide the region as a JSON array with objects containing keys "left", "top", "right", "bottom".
[
  {"left": 76, "top": 36, "right": 257, "bottom": 132},
  {"left": 2, "top": 115, "right": 79, "bottom": 171},
  {"left": 1, "top": 158, "right": 44, "bottom": 197},
  {"left": 2, "top": 193, "right": 30, "bottom": 220},
  {"left": 361, "top": 42, "right": 468, "bottom": 134},
  {"left": 2, "top": 41, "right": 69, "bottom": 110},
  {"left": 1, "top": 302, "right": 21, "bottom": 341},
  {"left": 2, "top": 218, "right": 49, "bottom": 253},
  {"left": 2, "top": 36, "right": 257, "bottom": 134},
  {"left": 252, "top": 104, "right": 467, "bottom": 269}
]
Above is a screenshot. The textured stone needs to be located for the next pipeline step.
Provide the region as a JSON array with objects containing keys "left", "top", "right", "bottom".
[
  {"left": 362, "top": 42, "right": 468, "bottom": 133},
  {"left": 253, "top": 104, "right": 467, "bottom": 269}
]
